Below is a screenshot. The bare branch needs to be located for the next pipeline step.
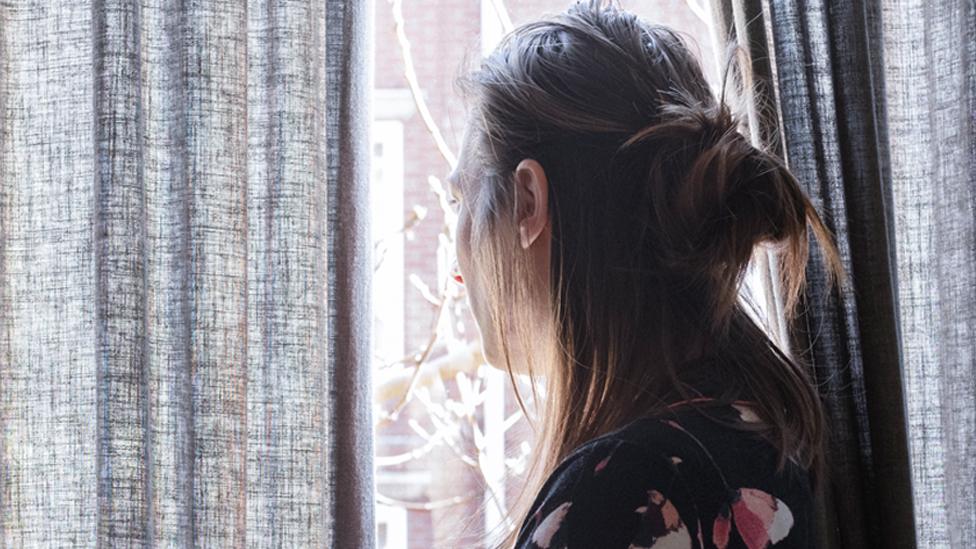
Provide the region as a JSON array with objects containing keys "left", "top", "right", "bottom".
[
  {"left": 375, "top": 436, "right": 441, "bottom": 466},
  {"left": 409, "top": 274, "right": 443, "bottom": 307},
  {"left": 487, "top": 0, "right": 514, "bottom": 33},
  {"left": 684, "top": 0, "right": 714, "bottom": 30},
  {"left": 416, "top": 385, "right": 511, "bottom": 520},
  {"left": 376, "top": 284, "right": 451, "bottom": 424},
  {"left": 373, "top": 205, "right": 428, "bottom": 273},
  {"left": 377, "top": 492, "right": 476, "bottom": 511},
  {"left": 390, "top": 0, "right": 458, "bottom": 168}
]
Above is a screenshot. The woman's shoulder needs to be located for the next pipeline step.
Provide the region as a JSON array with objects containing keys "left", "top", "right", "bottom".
[{"left": 513, "top": 402, "right": 815, "bottom": 548}]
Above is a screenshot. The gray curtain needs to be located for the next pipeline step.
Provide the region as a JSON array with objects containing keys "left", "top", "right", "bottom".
[
  {"left": 0, "top": 0, "right": 374, "bottom": 547},
  {"left": 711, "top": 0, "right": 975, "bottom": 548}
]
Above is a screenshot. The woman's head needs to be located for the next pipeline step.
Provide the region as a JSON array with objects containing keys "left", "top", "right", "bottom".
[{"left": 449, "top": 1, "right": 845, "bottom": 546}]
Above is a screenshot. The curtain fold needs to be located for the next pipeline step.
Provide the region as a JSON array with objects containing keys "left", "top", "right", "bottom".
[
  {"left": 0, "top": 0, "right": 374, "bottom": 546},
  {"left": 880, "top": 2, "right": 975, "bottom": 546},
  {"left": 711, "top": 0, "right": 975, "bottom": 548},
  {"left": 325, "top": 1, "right": 375, "bottom": 547}
]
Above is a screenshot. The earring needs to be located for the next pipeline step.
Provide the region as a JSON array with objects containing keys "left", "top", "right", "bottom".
[{"left": 520, "top": 225, "right": 529, "bottom": 249}]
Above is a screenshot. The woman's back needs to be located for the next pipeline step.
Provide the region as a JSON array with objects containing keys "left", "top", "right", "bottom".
[{"left": 513, "top": 400, "right": 814, "bottom": 549}]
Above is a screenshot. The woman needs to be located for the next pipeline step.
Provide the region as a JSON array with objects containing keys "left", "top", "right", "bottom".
[{"left": 445, "top": 1, "right": 845, "bottom": 547}]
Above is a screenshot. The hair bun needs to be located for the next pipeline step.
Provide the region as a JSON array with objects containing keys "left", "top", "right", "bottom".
[{"left": 619, "top": 100, "right": 818, "bottom": 322}]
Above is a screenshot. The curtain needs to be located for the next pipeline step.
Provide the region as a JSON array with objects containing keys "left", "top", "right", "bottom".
[
  {"left": 0, "top": 0, "right": 374, "bottom": 547},
  {"left": 710, "top": 1, "right": 975, "bottom": 548}
]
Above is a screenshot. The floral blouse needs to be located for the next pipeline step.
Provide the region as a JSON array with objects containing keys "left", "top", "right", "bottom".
[{"left": 513, "top": 398, "right": 815, "bottom": 549}]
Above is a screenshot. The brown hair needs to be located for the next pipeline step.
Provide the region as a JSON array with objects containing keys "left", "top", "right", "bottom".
[{"left": 453, "top": 1, "right": 846, "bottom": 547}]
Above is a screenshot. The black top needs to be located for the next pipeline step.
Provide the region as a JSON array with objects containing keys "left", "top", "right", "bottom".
[{"left": 513, "top": 399, "right": 815, "bottom": 549}]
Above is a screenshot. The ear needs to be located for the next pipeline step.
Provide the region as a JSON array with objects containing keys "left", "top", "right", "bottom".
[{"left": 514, "top": 158, "right": 550, "bottom": 250}]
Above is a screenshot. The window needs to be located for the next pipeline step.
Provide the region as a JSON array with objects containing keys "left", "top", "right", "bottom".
[{"left": 370, "top": 2, "right": 776, "bottom": 547}]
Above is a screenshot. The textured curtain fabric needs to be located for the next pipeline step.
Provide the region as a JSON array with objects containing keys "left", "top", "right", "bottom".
[
  {"left": 711, "top": 1, "right": 975, "bottom": 548},
  {"left": 0, "top": 0, "right": 374, "bottom": 547}
]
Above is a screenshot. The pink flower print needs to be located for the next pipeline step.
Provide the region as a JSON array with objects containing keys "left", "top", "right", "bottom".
[
  {"left": 594, "top": 441, "right": 627, "bottom": 474},
  {"left": 731, "top": 403, "right": 762, "bottom": 424},
  {"left": 713, "top": 508, "right": 732, "bottom": 548},
  {"left": 712, "top": 488, "right": 794, "bottom": 549},
  {"left": 629, "top": 489, "right": 693, "bottom": 549},
  {"left": 531, "top": 501, "right": 572, "bottom": 548}
]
